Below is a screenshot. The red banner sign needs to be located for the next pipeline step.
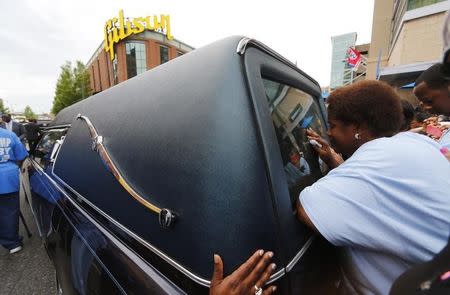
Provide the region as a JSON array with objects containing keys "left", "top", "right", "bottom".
[{"left": 347, "top": 47, "right": 362, "bottom": 70}]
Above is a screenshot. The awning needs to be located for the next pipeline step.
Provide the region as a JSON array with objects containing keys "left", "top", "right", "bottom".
[{"left": 379, "top": 60, "right": 438, "bottom": 85}]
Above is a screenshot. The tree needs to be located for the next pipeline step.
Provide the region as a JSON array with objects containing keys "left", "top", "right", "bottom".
[
  {"left": 0, "top": 98, "right": 9, "bottom": 114},
  {"left": 24, "top": 105, "right": 36, "bottom": 120},
  {"left": 52, "top": 61, "right": 92, "bottom": 115}
]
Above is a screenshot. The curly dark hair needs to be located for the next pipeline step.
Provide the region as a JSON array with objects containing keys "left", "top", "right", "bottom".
[{"left": 327, "top": 80, "right": 402, "bottom": 137}]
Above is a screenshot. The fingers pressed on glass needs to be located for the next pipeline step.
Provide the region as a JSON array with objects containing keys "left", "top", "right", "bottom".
[
  {"left": 306, "top": 128, "right": 318, "bottom": 137},
  {"left": 311, "top": 135, "right": 328, "bottom": 147}
]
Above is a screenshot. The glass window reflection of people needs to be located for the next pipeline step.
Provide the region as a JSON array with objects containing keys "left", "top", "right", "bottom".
[{"left": 263, "top": 78, "right": 328, "bottom": 208}]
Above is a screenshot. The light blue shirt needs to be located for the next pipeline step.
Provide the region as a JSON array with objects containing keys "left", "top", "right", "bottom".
[
  {"left": 300, "top": 132, "right": 450, "bottom": 295},
  {"left": 439, "top": 129, "right": 450, "bottom": 149},
  {"left": 0, "top": 128, "right": 28, "bottom": 194}
]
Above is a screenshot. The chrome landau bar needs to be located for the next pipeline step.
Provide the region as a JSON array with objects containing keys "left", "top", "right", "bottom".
[{"left": 76, "top": 114, "right": 163, "bottom": 215}]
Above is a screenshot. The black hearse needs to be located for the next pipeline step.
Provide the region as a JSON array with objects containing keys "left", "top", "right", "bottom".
[{"left": 23, "top": 36, "right": 338, "bottom": 294}]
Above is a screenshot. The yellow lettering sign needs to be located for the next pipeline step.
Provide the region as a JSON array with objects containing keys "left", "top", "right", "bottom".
[{"left": 104, "top": 10, "right": 174, "bottom": 60}]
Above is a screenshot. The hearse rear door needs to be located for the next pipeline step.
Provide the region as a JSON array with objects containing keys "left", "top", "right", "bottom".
[{"left": 240, "top": 39, "right": 333, "bottom": 291}]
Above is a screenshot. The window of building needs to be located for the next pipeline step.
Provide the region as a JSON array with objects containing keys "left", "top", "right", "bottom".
[
  {"left": 126, "top": 42, "right": 147, "bottom": 78},
  {"left": 263, "top": 78, "right": 328, "bottom": 205},
  {"left": 407, "top": 0, "right": 445, "bottom": 10},
  {"left": 112, "top": 53, "right": 118, "bottom": 85},
  {"left": 160, "top": 45, "right": 169, "bottom": 64},
  {"left": 330, "top": 33, "right": 357, "bottom": 89}
]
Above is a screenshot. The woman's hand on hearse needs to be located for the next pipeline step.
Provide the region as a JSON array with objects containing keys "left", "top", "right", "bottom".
[{"left": 209, "top": 250, "right": 277, "bottom": 295}]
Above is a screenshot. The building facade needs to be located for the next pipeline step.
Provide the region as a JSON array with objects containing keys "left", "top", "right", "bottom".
[
  {"left": 330, "top": 33, "right": 357, "bottom": 89},
  {"left": 330, "top": 32, "right": 370, "bottom": 90},
  {"left": 87, "top": 11, "right": 195, "bottom": 94},
  {"left": 366, "top": 0, "right": 449, "bottom": 102}
]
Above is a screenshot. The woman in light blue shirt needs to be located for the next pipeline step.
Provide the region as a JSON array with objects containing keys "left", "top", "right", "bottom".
[{"left": 300, "top": 80, "right": 450, "bottom": 294}]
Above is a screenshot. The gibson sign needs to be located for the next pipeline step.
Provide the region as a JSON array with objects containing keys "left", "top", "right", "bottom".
[{"left": 104, "top": 10, "right": 173, "bottom": 60}]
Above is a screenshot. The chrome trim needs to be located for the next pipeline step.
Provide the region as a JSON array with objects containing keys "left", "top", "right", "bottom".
[
  {"left": 235, "top": 37, "right": 320, "bottom": 89},
  {"left": 265, "top": 235, "right": 315, "bottom": 284},
  {"left": 57, "top": 177, "right": 186, "bottom": 294},
  {"left": 285, "top": 236, "right": 315, "bottom": 272},
  {"left": 52, "top": 135, "right": 66, "bottom": 163},
  {"left": 44, "top": 167, "right": 211, "bottom": 287},
  {"left": 236, "top": 37, "right": 251, "bottom": 54},
  {"left": 75, "top": 114, "right": 163, "bottom": 215},
  {"left": 41, "top": 124, "right": 71, "bottom": 131},
  {"left": 266, "top": 268, "right": 285, "bottom": 285},
  {"left": 49, "top": 138, "right": 64, "bottom": 163},
  {"left": 47, "top": 164, "right": 314, "bottom": 287}
]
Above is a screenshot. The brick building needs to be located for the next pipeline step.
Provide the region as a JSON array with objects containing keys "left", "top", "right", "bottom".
[{"left": 87, "top": 11, "right": 195, "bottom": 94}]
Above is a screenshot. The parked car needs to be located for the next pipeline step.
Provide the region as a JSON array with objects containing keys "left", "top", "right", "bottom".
[{"left": 22, "top": 36, "right": 338, "bottom": 294}]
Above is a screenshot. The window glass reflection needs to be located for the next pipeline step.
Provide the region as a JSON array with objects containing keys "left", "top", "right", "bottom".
[{"left": 263, "top": 78, "right": 328, "bottom": 205}]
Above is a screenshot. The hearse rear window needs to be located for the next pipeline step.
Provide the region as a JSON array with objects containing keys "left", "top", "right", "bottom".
[{"left": 263, "top": 78, "right": 328, "bottom": 204}]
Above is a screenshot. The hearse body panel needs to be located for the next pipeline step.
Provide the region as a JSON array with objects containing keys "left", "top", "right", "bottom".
[{"left": 24, "top": 36, "right": 337, "bottom": 294}]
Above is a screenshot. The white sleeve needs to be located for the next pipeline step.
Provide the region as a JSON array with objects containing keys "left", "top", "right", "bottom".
[{"left": 299, "top": 172, "right": 383, "bottom": 248}]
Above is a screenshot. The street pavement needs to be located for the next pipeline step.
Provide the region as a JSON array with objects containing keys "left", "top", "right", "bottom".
[{"left": 0, "top": 194, "right": 56, "bottom": 295}]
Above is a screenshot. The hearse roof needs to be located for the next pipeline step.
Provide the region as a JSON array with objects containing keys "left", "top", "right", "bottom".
[{"left": 50, "top": 36, "right": 319, "bottom": 127}]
